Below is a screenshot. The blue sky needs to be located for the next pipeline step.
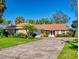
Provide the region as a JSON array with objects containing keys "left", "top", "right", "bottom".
[{"left": 4, "top": 0, "right": 76, "bottom": 25}]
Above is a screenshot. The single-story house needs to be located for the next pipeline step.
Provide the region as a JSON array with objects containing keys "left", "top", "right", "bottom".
[{"left": 16, "top": 23, "right": 69, "bottom": 37}]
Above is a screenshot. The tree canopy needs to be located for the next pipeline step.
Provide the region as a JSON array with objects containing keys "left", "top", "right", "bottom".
[
  {"left": 24, "top": 18, "right": 53, "bottom": 24},
  {"left": 27, "top": 19, "right": 36, "bottom": 24},
  {"left": 0, "top": 0, "right": 6, "bottom": 23},
  {"left": 71, "top": 20, "right": 78, "bottom": 30},
  {"left": 15, "top": 16, "right": 25, "bottom": 24},
  {"left": 52, "top": 11, "right": 70, "bottom": 23},
  {"left": 71, "top": 0, "right": 78, "bottom": 17},
  {"left": 23, "top": 24, "right": 38, "bottom": 36},
  {"left": 70, "top": 0, "right": 78, "bottom": 30},
  {"left": 38, "top": 18, "right": 51, "bottom": 24}
]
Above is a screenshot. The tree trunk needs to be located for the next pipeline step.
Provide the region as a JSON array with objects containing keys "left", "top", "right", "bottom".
[{"left": 72, "top": 30, "right": 76, "bottom": 37}]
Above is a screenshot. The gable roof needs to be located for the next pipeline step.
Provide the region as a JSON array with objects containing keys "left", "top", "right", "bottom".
[{"left": 16, "top": 23, "right": 68, "bottom": 30}]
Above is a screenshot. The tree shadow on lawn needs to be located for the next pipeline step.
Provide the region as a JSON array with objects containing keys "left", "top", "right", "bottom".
[{"left": 66, "top": 41, "right": 78, "bottom": 50}]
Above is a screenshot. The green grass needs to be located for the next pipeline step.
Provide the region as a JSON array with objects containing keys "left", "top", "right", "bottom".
[
  {"left": 0, "top": 38, "right": 40, "bottom": 48},
  {"left": 58, "top": 30, "right": 78, "bottom": 59},
  {"left": 58, "top": 40, "right": 78, "bottom": 59}
]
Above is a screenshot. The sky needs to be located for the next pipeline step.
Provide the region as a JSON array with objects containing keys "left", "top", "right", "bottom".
[{"left": 4, "top": 0, "right": 76, "bottom": 25}]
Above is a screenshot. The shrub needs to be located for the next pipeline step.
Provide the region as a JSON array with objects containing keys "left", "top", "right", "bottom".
[
  {"left": 56, "top": 33, "right": 65, "bottom": 37},
  {"left": 27, "top": 36, "right": 34, "bottom": 39},
  {"left": 8, "top": 34, "right": 13, "bottom": 38},
  {"left": 0, "top": 28, "right": 3, "bottom": 33},
  {"left": 66, "top": 31, "right": 73, "bottom": 37},
  {"left": 64, "top": 34, "right": 69, "bottom": 37},
  {"left": 40, "top": 33, "right": 48, "bottom": 37},
  {"left": 15, "top": 33, "right": 27, "bottom": 38},
  {"left": 75, "top": 30, "right": 78, "bottom": 38},
  {"left": 0, "top": 28, "right": 4, "bottom": 37},
  {"left": 3, "top": 30, "right": 9, "bottom": 37},
  {"left": 56, "top": 33, "right": 73, "bottom": 37},
  {"left": 74, "top": 30, "right": 78, "bottom": 42}
]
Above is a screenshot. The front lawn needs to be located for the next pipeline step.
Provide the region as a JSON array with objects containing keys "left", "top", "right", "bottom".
[
  {"left": 0, "top": 38, "right": 40, "bottom": 48},
  {"left": 58, "top": 40, "right": 78, "bottom": 59}
]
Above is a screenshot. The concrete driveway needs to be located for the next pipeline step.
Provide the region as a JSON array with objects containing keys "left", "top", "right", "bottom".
[{"left": 0, "top": 38, "right": 67, "bottom": 59}]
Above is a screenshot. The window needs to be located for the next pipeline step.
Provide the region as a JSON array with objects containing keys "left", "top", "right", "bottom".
[{"left": 61, "top": 30, "right": 65, "bottom": 34}]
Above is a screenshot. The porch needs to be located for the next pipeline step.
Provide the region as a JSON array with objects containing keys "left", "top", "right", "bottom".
[
  {"left": 35, "top": 30, "right": 67, "bottom": 37},
  {"left": 35, "top": 30, "right": 55, "bottom": 37}
]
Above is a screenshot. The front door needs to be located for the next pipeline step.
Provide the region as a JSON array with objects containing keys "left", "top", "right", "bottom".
[{"left": 49, "top": 30, "right": 55, "bottom": 37}]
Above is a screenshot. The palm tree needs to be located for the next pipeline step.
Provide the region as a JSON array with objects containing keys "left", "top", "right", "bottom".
[{"left": 0, "top": 0, "right": 6, "bottom": 23}]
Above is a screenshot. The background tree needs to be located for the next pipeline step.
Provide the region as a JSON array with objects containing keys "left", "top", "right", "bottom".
[
  {"left": 23, "top": 24, "right": 38, "bottom": 37},
  {"left": 0, "top": 0, "right": 6, "bottom": 23},
  {"left": 70, "top": 0, "right": 78, "bottom": 28},
  {"left": 28, "top": 19, "right": 36, "bottom": 24},
  {"left": 37, "top": 18, "right": 51, "bottom": 24},
  {"left": 36, "top": 20, "right": 39, "bottom": 24},
  {"left": 71, "top": 0, "right": 78, "bottom": 17},
  {"left": 49, "top": 18, "right": 54, "bottom": 24},
  {"left": 71, "top": 20, "right": 78, "bottom": 37},
  {"left": 70, "top": 0, "right": 78, "bottom": 37},
  {"left": 15, "top": 16, "right": 25, "bottom": 24},
  {"left": 71, "top": 20, "right": 78, "bottom": 30},
  {"left": 71, "top": 0, "right": 78, "bottom": 27},
  {"left": 53, "top": 11, "right": 70, "bottom": 23},
  {"left": 2, "top": 19, "right": 11, "bottom": 25},
  {"left": 0, "top": 18, "right": 3, "bottom": 23}
]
